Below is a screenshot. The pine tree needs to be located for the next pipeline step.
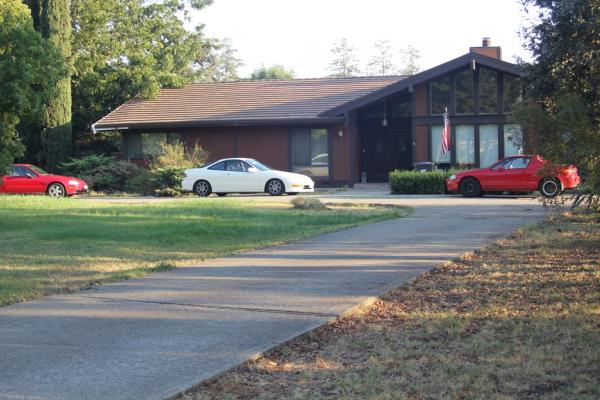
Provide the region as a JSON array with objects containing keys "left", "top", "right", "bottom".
[{"left": 328, "top": 39, "right": 360, "bottom": 77}]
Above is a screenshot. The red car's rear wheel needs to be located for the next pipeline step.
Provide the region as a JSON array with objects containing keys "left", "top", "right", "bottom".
[{"left": 540, "top": 177, "right": 561, "bottom": 198}]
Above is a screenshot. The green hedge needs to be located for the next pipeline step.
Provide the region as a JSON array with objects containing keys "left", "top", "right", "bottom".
[{"left": 389, "top": 169, "right": 459, "bottom": 194}]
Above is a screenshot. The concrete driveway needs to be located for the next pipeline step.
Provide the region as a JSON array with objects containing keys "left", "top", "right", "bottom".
[{"left": 0, "top": 193, "right": 550, "bottom": 400}]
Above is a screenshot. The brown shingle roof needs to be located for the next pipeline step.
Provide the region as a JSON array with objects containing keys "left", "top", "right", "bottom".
[{"left": 93, "top": 76, "right": 405, "bottom": 130}]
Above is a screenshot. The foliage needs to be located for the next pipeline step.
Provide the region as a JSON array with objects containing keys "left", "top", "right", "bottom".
[
  {"left": 149, "top": 141, "right": 209, "bottom": 170},
  {"left": 389, "top": 169, "right": 459, "bottom": 194},
  {"left": 150, "top": 167, "right": 185, "bottom": 197},
  {"left": 328, "top": 38, "right": 360, "bottom": 77},
  {"left": 148, "top": 141, "right": 209, "bottom": 196},
  {"left": 398, "top": 45, "right": 421, "bottom": 75},
  {"left": 368, "top": 40, "right": 396, "bottom": 76},
  {"left": 250, "top": 64, "right": 295, "bottom": 80},
  {"left": 60, "top": 154, "right": 143, "bottom": 192},
  {"left": 36, "top": 0, "right": 72, "bottom": 171},
  {"left": 516, "top": 0, "right": 600, "bottom": 208},
  {"left": 0, "top": 0, "right": 65, "bottom": 176},
  {"left": 204, "top": 37, "right": 243, "bottom": 81},
  {"left": 290, "top": 197, "right": 328, "bottom": 211},
  {"left": 69, "top": 0, "right": 221, "bottom": 142}
]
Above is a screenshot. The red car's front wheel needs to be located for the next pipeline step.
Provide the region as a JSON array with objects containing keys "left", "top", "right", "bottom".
[
  {"left": 459, "top": 178, "right": 482, "bottom": 197},
  {"left": 47, "top": 183, "right": 66, "bottom": 198}
]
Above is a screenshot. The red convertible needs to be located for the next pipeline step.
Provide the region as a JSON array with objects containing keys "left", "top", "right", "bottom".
[
  {"left": 0, "top": 164, "right": 88, "bottom": 197},
  {"left": 445, "top": 155, "right": 581, "bottom": 198}
]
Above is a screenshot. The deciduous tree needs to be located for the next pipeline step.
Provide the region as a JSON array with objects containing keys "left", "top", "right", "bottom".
[
  {"left": 250, "top": 64, "right": 295, "bottom": 80},
  {"left": 515, "top": 0, "right": 600, "bottom": 207}
]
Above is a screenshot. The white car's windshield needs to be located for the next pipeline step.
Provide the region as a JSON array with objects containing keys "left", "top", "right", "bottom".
[{"left": 247, "top": 159, "right": 272, "bottom": 171}]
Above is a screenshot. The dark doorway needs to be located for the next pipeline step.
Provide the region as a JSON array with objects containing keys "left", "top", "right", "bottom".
[
  {"left": 357, "top": 93, "right": 413, "bottom": 182},
  {"left": 359, "top": 121, "right": 413, "bottom": 182}
]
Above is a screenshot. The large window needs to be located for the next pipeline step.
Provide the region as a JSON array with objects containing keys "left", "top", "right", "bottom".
[
  {"left": 431, "top": 126, "right": 451, "bottom": 164},
  {"left": 292, "top": 128, "right": 329, "bottom": 178},
  {"left": 479, "top": 125, "right": 499, "bottom": 167},
  {"left": 504, "top": 125, "right": 523, "bottom": 156},
  {"left": 126, "top": 132, "right": 182, "bottom": 159},
  {"left": 454, "top": 69, "right": 475, "bottom": 114},
  {"left": 479, "top": 67, "right": 498, "bottom": 114},
  {"left": 430, "top": 75, "right": 451, "bottom": 115},
  {"left": 503, "top": 74, "right": 521, "bottom": 113},
  {"left": 455, "top": 125, "right": 475, "bottom": 165}
]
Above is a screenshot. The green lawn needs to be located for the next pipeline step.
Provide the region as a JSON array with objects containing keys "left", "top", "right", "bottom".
[
  {"left": 0, "top": 196, "right": 411, "bottom": 307},
  {"left": 183, "top": 211, "right": 600, "bottom": 400}
]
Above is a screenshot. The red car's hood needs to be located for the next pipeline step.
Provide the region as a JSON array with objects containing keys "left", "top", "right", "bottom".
[{"left": 43, "top": 174, "right": 87, "bottom": 184}]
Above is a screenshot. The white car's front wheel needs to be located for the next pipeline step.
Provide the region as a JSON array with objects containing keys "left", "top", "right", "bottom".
[
  {"left": 193, "top": 180, "right": 212, "bottom": 197},
  {"left": 266, "top": 179, "right": 284, "bottom": 196}
]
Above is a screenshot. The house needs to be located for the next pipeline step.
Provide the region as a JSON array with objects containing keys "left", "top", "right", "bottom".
[{"left": 93, "top": 39, "right": 523, "bottom": 185}]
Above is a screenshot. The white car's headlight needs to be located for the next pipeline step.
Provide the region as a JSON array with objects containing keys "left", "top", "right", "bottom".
[
  {"left": 449, "top": 174, "right": 456, "bottom": 180},
  {"left": 68, "top": 180, "right": 79, "bottom": 186}
]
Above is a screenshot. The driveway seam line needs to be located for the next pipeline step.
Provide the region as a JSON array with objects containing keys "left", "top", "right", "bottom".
[{"left": 77, "top": 295, "right": 339, "bottom": 318}]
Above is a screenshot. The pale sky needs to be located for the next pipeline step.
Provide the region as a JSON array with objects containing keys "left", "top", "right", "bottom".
[{"left": 193, "top": 0, "right": 534, "bottom": 79}]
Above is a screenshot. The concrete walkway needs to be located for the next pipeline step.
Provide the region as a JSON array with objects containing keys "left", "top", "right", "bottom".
[{"left": 0, "top": 195, "right": 549, "bottom": 400}]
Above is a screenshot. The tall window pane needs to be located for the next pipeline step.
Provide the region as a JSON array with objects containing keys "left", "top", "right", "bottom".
[
  {"left": 141, "top": 133, "right": 167, "bottom": 157},
  {"left": 292, "top": 128, "right": 329, "bottom": 178},
  {"left": 479, "top": 67, "right": 498, "bottom": 114},
  {"left": 431, "top": 126, "right": 451, "bottom": 164},
  {"left": 504, "top": 124, "right": 523, "bottom": 156},
  {"left": 503, "top": 74, "right": 521, "bottom": 113},
  {"left": 126, "top": 133, "right": 143, "bottom": 159},
  {"left": 456, "top": 125, "right": 475, "bottom": 165},
  {"left": 455, "top": 69, "right": 475, "bottom": 114},
  {"left": 479, "top": 125, "right": 499, "bottom": 167},
  {"left": 430, "top": 75, "right": 451, "bottom": 115}
]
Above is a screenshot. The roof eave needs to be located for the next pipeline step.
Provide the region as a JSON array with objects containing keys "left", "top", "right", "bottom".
[
  {"left": 92, "top": 117, "right": 347, "bottom": 131},
  {"left": 319, "top": 53, "right": 524, "bottom": 117}
]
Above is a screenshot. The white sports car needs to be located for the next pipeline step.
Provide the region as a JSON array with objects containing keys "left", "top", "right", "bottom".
[{"left": 182, "top": 158, "right": 315, "bottom": 197}]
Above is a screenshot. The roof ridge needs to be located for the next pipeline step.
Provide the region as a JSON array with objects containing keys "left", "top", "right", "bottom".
[{"left": 182, "top": 75, "right": 407, "bottom": 86}]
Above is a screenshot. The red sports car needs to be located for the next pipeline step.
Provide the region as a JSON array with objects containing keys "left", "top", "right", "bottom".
[
  {"left": 0, "top": 164, "right": 88, "bottom": 197},
  {"left": 445, "top": 155, "right": 581, "bottom": 198}
]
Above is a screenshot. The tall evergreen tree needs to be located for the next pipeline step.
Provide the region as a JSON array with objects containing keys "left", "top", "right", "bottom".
[
  {"left": 0, "top": 0, "right": 64, "bottom": 176},
  {"left": 328, "top": 38, "right": 360, "bottom": 77},
  {"left": 368, "top": 40, "right": 397, "bottom": 76},
  {"left": 24, "top": 0, "right": 72, "bottom": 170}
]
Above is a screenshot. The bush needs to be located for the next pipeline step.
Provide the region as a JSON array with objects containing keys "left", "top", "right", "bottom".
[
  {"left": 60, "top": 155, "right": 144, "bottom": 193},
  {"left": 389, "top": 169, "right": 459, "bottom": 194},
  {"left": 149, "top": 142, "right": 209, "bottom": 170},
  {"left": 291, "top": 197, "right": 328, "bottom": 211},
  {"left": 148, "top": 142, "right": 209, "bottom": 196},
  {"left": 151, "top": 167, "right": 185, "bottom": 197}
]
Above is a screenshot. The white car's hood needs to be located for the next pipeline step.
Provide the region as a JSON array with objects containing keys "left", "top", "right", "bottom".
[{"left": 272, "top": 170, "right": 314, "bottom": 183}]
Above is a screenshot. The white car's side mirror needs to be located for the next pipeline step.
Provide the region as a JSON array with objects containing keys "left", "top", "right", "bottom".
[{"left": 247, "top": 167, "right": 258, "bottom": 173}]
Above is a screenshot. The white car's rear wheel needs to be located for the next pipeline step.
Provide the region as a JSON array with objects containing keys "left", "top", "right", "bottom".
[
  {"left": 266, "top": 179, "right": 284, "bottom": 196},
  {"left": 193, "top": 180, "right": 212, "bottom": 197}
]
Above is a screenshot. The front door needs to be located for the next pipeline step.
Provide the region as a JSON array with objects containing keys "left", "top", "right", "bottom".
[{"left": 360, "top": 129, "right": 412, "bottom": 182}]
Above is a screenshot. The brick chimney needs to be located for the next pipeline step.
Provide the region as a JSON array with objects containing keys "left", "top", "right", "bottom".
[{"left": 470, "top": 37, "right": 502, "bottom": 60}]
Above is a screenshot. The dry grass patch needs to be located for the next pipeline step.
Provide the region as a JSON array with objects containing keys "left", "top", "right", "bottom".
[{"left": 181, "top": 211, "right": 600, "bottom": 400}]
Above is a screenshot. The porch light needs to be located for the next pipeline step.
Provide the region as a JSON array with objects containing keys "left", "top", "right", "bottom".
[
  {"left": 382, "top": 100, "right": 388, "bottom": 126},
  {"left": 338, "top": 129, "right": 344, "bottom": 137}
]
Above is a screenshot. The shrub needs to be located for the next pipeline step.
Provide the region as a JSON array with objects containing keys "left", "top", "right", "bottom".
[
  {"left": 291, "top": 197, "right": 328, "bottom": 211},
  {"left": 60, "top": 155, "right": 144, "bottom": 193},
  {"left": 151, "top": 167, "right": 185, "bottom": 197},
  {"left": 149, "top": 142, "right": 209, "bottom": 170},
  {"left": 148, "top": 142, "right": 209, "bottom": 196},
  {"left": 389, "top": 169, "right": 459, "bottom": 194}
]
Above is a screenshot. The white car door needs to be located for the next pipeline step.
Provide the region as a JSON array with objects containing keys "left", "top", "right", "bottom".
[{"left": 204, "top": 160, "right": 229, "bottom": 192}]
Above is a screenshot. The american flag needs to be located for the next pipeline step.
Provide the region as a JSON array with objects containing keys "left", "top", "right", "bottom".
[{"left": 441, "top": 107, "right": 451, "bottom": 155}]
